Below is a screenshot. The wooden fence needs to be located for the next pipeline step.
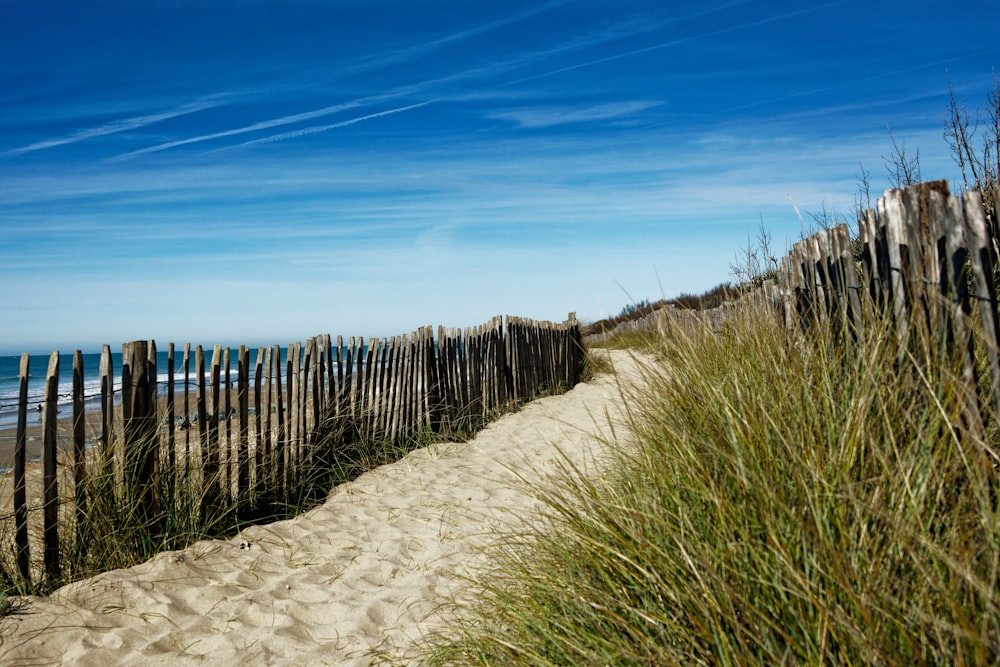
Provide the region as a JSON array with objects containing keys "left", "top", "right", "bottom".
[
  {"left": 585, "top": 180, "right": 1000, "bottom": 449},
  {"left": 592, "top": 181, "right": 998, "bottom": 365},
  {"left": 770, "top": 181, "right": 1000, "bottom": 444},
  {"left": 4, "top": 314, "right": 583, "bottom": 587}
]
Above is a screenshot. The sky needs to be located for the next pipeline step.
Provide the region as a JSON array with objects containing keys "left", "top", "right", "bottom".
[{"left": 1, "top": 0, "right": 998, "bottom": 355}]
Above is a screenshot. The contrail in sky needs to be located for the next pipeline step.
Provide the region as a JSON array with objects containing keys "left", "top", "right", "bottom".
[
  {"left": 0, "top": 98, "right": 222, "bottom": 157},
  {"left": 229, "top": 101, "right": 435, "bottom": 149},
  {"left": 510, "top": 0, "right": 852, "bottom": 85},
  {"left": 111, "top": 98, "right": 377, "bottom": 159}
]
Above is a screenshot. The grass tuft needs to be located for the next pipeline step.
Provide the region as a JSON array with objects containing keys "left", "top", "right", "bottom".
[{"left": 418, "top": 306, "right": 1000, "bottom": 665}]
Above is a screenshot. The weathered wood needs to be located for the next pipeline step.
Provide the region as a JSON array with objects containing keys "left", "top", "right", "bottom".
[
  {"left": 324, "top": 334, "right": 335, "bottom": 407},
  {"left": 14, "top": 353, "right": 30, "bottom": 585},
  {"left": 238, "top": 345, "right": 250, "bottom": 500},
  {"left": 925, "top": 193, "right": 949, "bottom": 351},
  {"left": 456, "top": 327, "right": 468, "bottom": 421},
  {"left": 166, "top": 343, "right": 176, "bottom": 500},
  {"left": 435, "top": 326, "right": 450, "bottom": 426},
  {"left": 294, "top": 341, "right": 304, "bottom": 485},
  {"left": 207, "top": 345, "right": 222, "bottom": 500},
  {"left": 286, "top": 343, "right": 299, "bottom": 491},
  {"left": 313, "top": 337, "right": 325, "bottom": 436},
  {"left": 882, "top": 189, "right": 910, "bottom": 352},
  {"left": 42, "top": 351, "right": 60, "bottom": 583},
  {"left": 122, "top": 341, "right": 160, "bottom": 531},
  {"left": 260, "top": 346, "right": 272, "bottom": 498},
  {"left": 100, "top": 345, "right": 114, "bottom": 457},
  {"left": 834, "top": 225, "right": 864, "bottom": 336},
  {"left": 857, "top": 211, "right": 878, "bottom": 316},
  {"left": 308, "top": 337, "right": 322, "bottom": 461},
  {"left": 272, "top": 345, "right": 284, "bottom": 497},
  {"left": 195, "top": 345, "right": 207, "bottom": 489},
  {"left": 938, "top": 191, "right": 986, "bottom": 442},
  {"left": 505, "top": 316, "right": 517, "bottom": 402},
  {"left": 72, "top": 350, "right": 87, "bottom": 541},
  {"left": 426, "top": 327, "right": 440, "bottom": 431},
  {"left": 389, "top": 336, "right": 405, "bottom": 443},
  {"left": 808, "top": 235, "right": 830, "bottom": 326},
  {"left": 964, "top": 190, "right": 1000, "bottom": 421},
  {"left": 792, "top": 243, "right": 814, "bottom": 326},
  {"left": 901, "top": 183, "right": 945, "bottom": 354},
  {"left": 223, "top": 347, "right": 232, "bottom": 497},
  {"left": 351, "top": 336, "right": 362, "bottom": 420},
  {"left": 254, "top": 346, "right": 264, "bottom": 501},
  {"left": 182, "top": 343, "right": 191, "bottom": 462},
  {"left": 335, "top": 335, "right": 345, "bottom": 418},
  {"left": 346, "top": 337, "right": 357, "bottom": 419},
  {"left": 298, "top": 341, "right": 308, "bottom": 472},
  {"left": 363, "top": 338, "right": 376, "bottom": 432},
  {"left": 398, "top": 336, "right": 411, "bottom": 440},
  {"left": 300, "top": 339, "right": 312, "bottom": 474},
  {"left": 374, "top": 337, "right": 386, "bottom": 438},
  {"left": 495, "top": 318, "right": 509, "bottom": 409},
  {"left": 148, "top": 340, "right": 162, "bottom": 519}
]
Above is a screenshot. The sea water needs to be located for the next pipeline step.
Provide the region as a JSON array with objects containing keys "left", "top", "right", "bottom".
[{"left": 0, "top": 346, "right": 368, "bottom": 431}]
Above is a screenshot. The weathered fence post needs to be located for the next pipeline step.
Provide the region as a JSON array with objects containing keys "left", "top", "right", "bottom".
[
  {"left": 964, "top": 190, "right": 1000, "bottom": 421},
  {"left": 42, "top": 351, "right": 61, "bottom": 583},
  {"left": 272, "top": 344, "right": 285, "bottom": 499},
  {"left": 72, "top": 350, "right": 87, "bottom": 557},
  {"left": 122, "top": 340, "right": 161, "bottom": 533},
  {"left": 14, "top": 353, "right": 30, "bottom": 587},
  {"left": 99, "top": 345, "right": 114, "bottom": 459},
  {"left": 182, "top": 343, "right": 191, "bottom": 467},
  {"left": 206, "top": 345, "right": 222, "bottom": 502},
  {"left": 223, "top": 347, "right": 233, "bottom": 493},
  {"left": 254, "top": 346, "right": 265, "bottom": 504},
  {"left": 166, "top": 343, "right": 176, "bottom": 504},
  {"left": 238, "top": 345, "right": 250, "bottom": 502}
]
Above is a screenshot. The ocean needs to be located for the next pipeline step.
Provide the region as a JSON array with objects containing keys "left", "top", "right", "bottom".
[{"left": 0, "top": 346, "right": 344, "bottom": 431}]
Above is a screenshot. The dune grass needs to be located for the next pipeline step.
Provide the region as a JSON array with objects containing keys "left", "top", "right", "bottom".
[
  {"left": 0, "top": 405, "right": 479, "bottom": 604},
  {"left": 418, "top": 306, "right": 1000, "bottom": 665}
]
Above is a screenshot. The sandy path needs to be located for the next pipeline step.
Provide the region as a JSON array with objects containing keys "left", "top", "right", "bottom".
[{"left": 0, "top": 350, "right": 640, "bottom": 666}]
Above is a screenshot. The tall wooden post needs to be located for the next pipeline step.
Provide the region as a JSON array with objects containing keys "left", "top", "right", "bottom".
[
  {"left": 42, "top": 351, "right": 61, "bottom": 583},
  {"left": 73, "top": 350, "right": 88, "bottom": 557},
  {"left": 237, "top": 345, "right": 250, "bottom": 501},
  {"left": 14, "top": 353, "right": 31, "bottom": 587},
  {"left": 122, "top": 340, "right": 161, "bottom": 533}
]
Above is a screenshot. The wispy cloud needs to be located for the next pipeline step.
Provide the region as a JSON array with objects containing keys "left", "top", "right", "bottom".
[
  {"left": 490, "top": 101, "right": 661, "bottom": 128},
  {"left": 110, "top": 97, "right": 384, "bottom": 159},
  {"left": 0, "top": 98, "right": 223, "bottom": 157},
  {"left": 227, "top": 101, "right": 435, "bottom": 148},
  {"left": 510, "top": 1, "right": 851, "bottom": 85},
  {"left": 338, "top": 0, "right": 570, "bottom": 75}
]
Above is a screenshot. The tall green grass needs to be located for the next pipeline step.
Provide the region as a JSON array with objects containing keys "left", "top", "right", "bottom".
[{"left": 419, "top": 307, "right": 1000, "bottom": 665}]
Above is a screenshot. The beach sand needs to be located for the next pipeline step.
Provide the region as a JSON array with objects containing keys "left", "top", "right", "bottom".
[{"left": 0, "top": 349, "right": 641, "bottom": 666}]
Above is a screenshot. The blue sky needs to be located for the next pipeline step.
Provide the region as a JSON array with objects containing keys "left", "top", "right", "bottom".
[{"left": 1, "top": 0, "right": 997, "bottom": 354}]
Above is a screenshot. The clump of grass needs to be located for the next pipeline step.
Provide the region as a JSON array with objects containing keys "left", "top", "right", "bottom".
[
  {"left": 419, "top": 306, "right": 1000, "bottom": 665},
  {"left": 594, "top": 329, "right": 662, "bottom": 353},
  {"left": 0, "top": 393, "right": 525, "bottom": 603}
]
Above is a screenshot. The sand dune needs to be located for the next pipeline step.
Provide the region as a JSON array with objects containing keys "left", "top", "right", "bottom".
[{"left": 0, "top": 350, "right": 640, "bottom": 666}]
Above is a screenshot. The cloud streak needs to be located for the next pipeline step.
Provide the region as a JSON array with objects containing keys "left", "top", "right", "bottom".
[
  {"left": 510, "top": 0, "right": 852, "bottom": 85},
  {"left": 338, "top": 0, "right": 570, "bottom": 76},
  {"left": 227, "top": 101, "right": 435, "bottom": 148},
  {"left": 490, "top": 101, "right": 661, "bottom": 128},
  {"left": 1, "top": 98, "right": 223, "bottom": 157},
  {"left": 110, "top": 98, "right": 384, "bottom": 159}
]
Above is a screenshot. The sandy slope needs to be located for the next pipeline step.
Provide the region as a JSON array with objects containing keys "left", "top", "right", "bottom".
[{"left": 0, "top": 350, "right": 641, "bottom": 666}]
